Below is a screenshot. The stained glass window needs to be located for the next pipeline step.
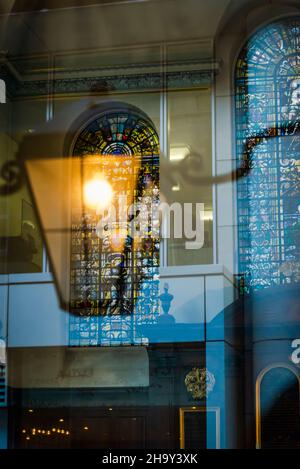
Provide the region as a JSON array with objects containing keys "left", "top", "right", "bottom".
[
  {"left": 69, "top": 107, "right": 160, "bottom": 346},
  {"left": 236, "top": 17, "right": 300, "bottom": 292}
]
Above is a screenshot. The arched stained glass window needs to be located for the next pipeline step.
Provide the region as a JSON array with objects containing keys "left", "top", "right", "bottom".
[
  {"left": 72, "top": 110, "right": 159, "bottom": 158},
  {"left": 236, "top": 17, "right": 300, "bottom": 292},
  {"left": 69, "top": 105, "right": 160, "bottom": 346}
]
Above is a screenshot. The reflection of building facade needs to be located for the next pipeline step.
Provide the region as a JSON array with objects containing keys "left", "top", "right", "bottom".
[{"left": 0, "top": 0, "right": 299, "bottom": 450}]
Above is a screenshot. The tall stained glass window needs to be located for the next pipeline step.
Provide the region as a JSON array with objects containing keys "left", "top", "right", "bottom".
[
  {"left": 69, "top": 105, "right": 160, "bottom": 346},
  {"left": 236, "top": 17, "right": 300, "bottom": 292}
]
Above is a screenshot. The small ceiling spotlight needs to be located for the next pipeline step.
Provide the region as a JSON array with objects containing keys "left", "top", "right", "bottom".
[{"left": 169, "top": 145, "right": 190, "bottom": 162}]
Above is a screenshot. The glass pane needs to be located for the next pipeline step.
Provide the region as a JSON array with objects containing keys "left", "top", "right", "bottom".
[
  {"left": 0, "top": 20, "right": 47, "bottom": 274},
  {"left": 166, "top": 88, "right": 213, "bottom": 265},
  {"left": 0, "top": 1, "right": 299, "bottom": 456}
]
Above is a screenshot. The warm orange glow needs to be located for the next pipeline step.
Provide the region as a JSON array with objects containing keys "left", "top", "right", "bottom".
[
  {"left": 83, "top": 176, "right": 113, "bottom": 210},
  {"left": 24, "top": 155, "right": 140, "bottom": 311}
]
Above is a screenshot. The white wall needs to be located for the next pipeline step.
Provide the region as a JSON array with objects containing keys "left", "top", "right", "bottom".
[
  {"left": 3, "top": 265, "right": 235, "bottom": 348},
  {"left": 7, "top": 278, "right": 68, "bottom": 347}
]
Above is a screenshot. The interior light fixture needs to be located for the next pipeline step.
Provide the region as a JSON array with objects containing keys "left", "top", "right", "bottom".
[
  {"left": 169, "top": 145, "right": 190, "bottom": 162},
  {"left": 20, "top": 150, "right": 139, "bottom": 312},
  {"left": 83, "top": 176, "right": 113, "bottom": 211}
]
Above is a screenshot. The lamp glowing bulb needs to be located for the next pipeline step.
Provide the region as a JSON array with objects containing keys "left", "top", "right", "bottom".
[{"left": 84, "top": 177, "right": 113, "bottom": 210}]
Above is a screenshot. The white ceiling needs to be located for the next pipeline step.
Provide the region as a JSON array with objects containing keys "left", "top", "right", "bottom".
[{"left": 0, "top": 0, "right": 234, "bottom": 56}]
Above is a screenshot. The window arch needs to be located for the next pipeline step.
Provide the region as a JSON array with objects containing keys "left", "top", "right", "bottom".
[
  {"left": 68, "top": 103, "right": 160, "bottom": 346},
  {"left": 235, "top": 17, "right": 300, "bottom": 292},
  {"left": 256, "top": 364, "right": 300, "bottom": 448}
]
